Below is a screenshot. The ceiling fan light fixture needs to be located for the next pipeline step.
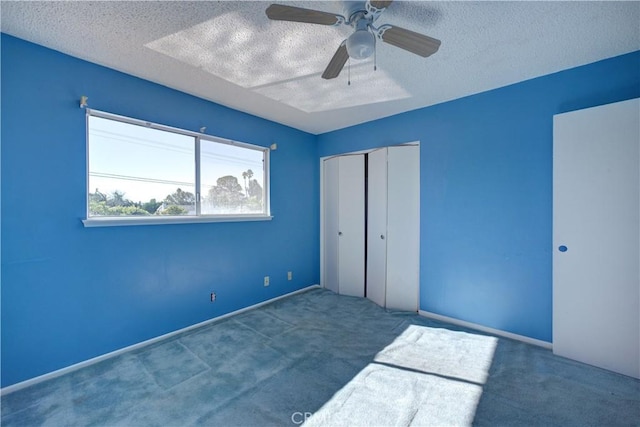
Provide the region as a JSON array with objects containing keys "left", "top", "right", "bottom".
[{"left": 346, "top": 29, "right": 375, "bottom": 60}]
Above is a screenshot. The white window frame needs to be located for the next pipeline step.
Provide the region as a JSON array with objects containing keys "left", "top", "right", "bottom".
[{"left": 82, "top": 109, "right": 272, "bottom": 227}]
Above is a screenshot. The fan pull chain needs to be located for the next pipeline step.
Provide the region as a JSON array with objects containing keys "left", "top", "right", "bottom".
[
  {"left": 374, "top": 36, "right": 377, "bottom": 72},
  {"left": 348, "top": 58, "right": 351, "bottom": 86}
]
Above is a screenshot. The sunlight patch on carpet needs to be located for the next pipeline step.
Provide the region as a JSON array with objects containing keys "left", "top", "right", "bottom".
[{"left": 304, "top": 324, "right": 498, "bottom": 426}]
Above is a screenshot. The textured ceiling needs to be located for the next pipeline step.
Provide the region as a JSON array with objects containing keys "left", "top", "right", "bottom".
[{"left": 1, "top": 1, "right": 639, "bottom": 134}]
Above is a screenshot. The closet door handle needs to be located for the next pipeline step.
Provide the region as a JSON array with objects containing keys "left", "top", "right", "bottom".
[{"left": 380, "top": 234, "right": 385, "bottom": 240}]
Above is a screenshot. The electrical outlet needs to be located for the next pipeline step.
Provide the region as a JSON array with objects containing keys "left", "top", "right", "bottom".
[
  {"left": 287, "top": 271, "right": 293, "bottom": 281},
  {"left": 264, "top": 276, "right": 270, "bottom": 287},
  {"left": 210, "top": 292, "right": 216, "bottom": 302}
]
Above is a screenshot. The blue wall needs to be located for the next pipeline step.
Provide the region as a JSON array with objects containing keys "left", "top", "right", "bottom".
[
  {"left": 318, "top": 50, "right": 640, "bottom": 343},
  {"left": 3, "top": 31, "right": 639, "bottom": 387},
  {"left": 1, "top": 34, "right": 320, "bottom": 387}
]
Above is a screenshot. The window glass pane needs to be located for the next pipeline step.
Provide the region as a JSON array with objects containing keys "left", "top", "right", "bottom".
[
  {"left": 200, "top": 140, "right": 265, "bottom": 215},
  {"left": 88, "top": 116, "right": 195, "bottom": 217}
]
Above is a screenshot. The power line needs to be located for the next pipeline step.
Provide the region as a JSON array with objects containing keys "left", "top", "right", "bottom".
[
  {"left": 90, "top": 129, "right": 263, "bottom": 167},
  {"left": 90, "top": 172, "right": 263, "bottom": 188},
  {"left": 90, "top": 172, "right": 194, "bottom": 187}
]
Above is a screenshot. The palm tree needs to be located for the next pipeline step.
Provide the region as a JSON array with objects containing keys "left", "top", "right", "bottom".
[{"left": 242, "top": 169, "right": 254, "bottom": 197}]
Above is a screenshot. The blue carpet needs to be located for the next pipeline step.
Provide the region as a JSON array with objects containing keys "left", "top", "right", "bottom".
[{"left": 2, "top": 288, "right": 639, "bottom": 426}]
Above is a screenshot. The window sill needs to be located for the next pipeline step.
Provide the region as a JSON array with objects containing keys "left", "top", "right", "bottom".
[{"left": 82, "top": 215, "right": 273, "bottom": 228}]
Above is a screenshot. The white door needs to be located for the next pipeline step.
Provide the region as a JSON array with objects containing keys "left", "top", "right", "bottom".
[
  {"left": 338, "top": 155, "right": 365, "bottom": 297},
  {"left": 386, "top": 145, "right": 420, "bottom": 311},
  {"left": 323, "top": 155, "right": 365, "bottom": 297},
  {"left": 553, "top": 98, "right": 640, "bottom": 379},
  {"left": 366, "top": 148, "right": 388, "bottom": 307},
  {"left": 323, "top": 157, "right": 340, "bottom": 294}
]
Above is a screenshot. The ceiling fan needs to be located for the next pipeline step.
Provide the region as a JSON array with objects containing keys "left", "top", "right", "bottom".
[{"left": 265, "top": 1, "right": 441, "bottom": 80}]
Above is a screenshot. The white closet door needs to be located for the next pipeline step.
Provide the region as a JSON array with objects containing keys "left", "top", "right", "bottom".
[
  {"left": 366, "top": 148, "right": 388, "bottom": 307},
  {"left": 323, "top": 157, "right": 340, "bottom": 293},
  {"left": 553, "top": 98, "right": 640, "bottom": 379},
  {"left": 323, "top": 155, "right": 365, "bottom": 297},
  {"left": 338, "top": 155, "right": 365, "bottom": 297},
  {"left": 386, "top": 145, "right": 420, "bottom": 311}
]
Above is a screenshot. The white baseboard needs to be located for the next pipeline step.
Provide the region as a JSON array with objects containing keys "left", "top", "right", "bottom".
[
  {"left": 419, "top": 310, "right": 553, "bottom": 349},
  {"left": 1, "top": 284, "right": 321, "bottom": 396}
]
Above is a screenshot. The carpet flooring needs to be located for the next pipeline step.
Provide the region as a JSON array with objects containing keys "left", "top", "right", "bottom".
[{"left": 2, "top": 287, "right": 639, "bottom": 426}]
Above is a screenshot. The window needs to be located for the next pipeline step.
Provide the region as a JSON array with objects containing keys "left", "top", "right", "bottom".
[{"left": 84, "top": 110, "right": 270, "bottom": 226}]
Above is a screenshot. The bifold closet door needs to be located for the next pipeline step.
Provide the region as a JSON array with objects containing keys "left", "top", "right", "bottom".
[
  {"left": 323, "top": 157, "right": 340, "bottom": 294},
  {"left": 366, "top": 145, "right": 420, "bottom": 311},
  {"left": 323, "top": 155, "right": 365, "bottom": 297},
  {"left": 553, "top": 98, "right": 639, "bottom": 379},
  {"left": 366, "top": 148, "right": 388, "bottom": 307},
  {"left": 385, "top": 145, "right": 420, "bottom": 311}
]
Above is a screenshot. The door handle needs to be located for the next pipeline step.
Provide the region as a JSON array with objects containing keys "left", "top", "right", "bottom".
[
  {"left": 558, "top": 245, "right": 568, "bottom": 252},
  {"left": 338, "top": 231, "right": 343, "bottom": 236},
  {"left": 380, "top": 234, "right": 385, "bottom": 240}
]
